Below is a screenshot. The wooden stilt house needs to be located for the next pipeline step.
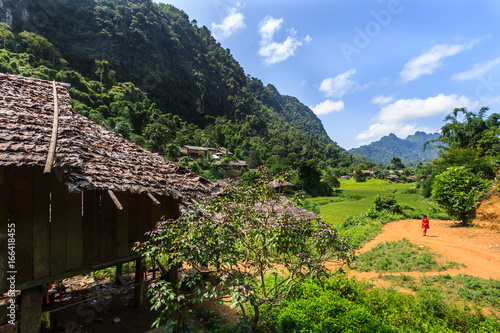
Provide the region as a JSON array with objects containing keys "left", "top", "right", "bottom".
[{"left": 0, "top": 73, "right": 214, "bottom": 332}]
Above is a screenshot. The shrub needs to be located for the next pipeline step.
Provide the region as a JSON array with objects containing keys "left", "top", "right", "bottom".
[{"left": 261, "top": 275, "right": 500, "bottom": 333}]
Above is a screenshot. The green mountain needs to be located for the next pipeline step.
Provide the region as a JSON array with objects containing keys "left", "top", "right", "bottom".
[
  {"left": 0, "top": 0, "right": 349, "bottom": 181},
  {"left": 348, "top": 132, "right": 441, "bottom": 166}
]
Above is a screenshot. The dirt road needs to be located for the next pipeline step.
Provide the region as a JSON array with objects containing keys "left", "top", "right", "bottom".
[{"left": 354, "top": 219, "right": 500, "bottom": 280}]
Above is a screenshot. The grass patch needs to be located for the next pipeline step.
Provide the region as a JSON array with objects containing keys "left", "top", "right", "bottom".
[
  {"left": 379, "top": 274, "right": 500, "bottom": 316},
  {"left": 306, "top": 179, "right": 446, "bottom": 226},
  {"left": 340, "top": 219, "right": 386, "bottom": 249},
  {"left": 353, "top": 239, "right": 465, "bottom": 273},
  {"left": 259, "top": 274, "right": 500, "bottom": 333},
  {"left": 89, "top": 261, "right": 136, "bottom": 280},
  {"left": 304, "top": 180, "right": 448, "bottom": 249}
]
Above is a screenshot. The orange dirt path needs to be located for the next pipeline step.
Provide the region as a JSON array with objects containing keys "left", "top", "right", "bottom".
[{"left": 351, "top": 219, "right": 500, "bottom": 280}]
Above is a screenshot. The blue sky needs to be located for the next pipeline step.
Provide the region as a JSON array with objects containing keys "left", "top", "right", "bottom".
[{"left": 158, "top": 0, "right": 500, "bottom": 150}]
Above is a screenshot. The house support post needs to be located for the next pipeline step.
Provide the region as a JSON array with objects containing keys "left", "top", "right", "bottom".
[
  {"left": 134, "top": 259, "right": 144, "bottom": 308},
  {"left": 115, "top": 264, "right": 125, "bottom": 286},
  {"left": 20, "top": 285, "right": 42, "bottom": 333}
]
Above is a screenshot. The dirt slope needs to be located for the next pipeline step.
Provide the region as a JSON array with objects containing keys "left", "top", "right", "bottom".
[
  {"left": 473, "top": 186, "right": 500, "bottom": 230},
  {"left": 355, "top": 219, "right": 500, "bottom": 280}
]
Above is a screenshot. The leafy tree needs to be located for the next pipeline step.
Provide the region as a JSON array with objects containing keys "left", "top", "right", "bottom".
[
  {"left": 18, "top": 31, "right": 61, "bottom": 62},
  {"left": 420, "top": 108, "right": 499, "bottom": 197},
  {"left": 424, "top": 107, "right": 500, "bottom": 154},
  {"left": 94, "top": 59, "right": 116, "bottom": 91},
  {"left": 476, "top": 126, "right": 500, "bottom": 157},
  {"left": 164, "top": 143, "right": 179, "bottom": 161},
  {"left": 419, "top": 146, "right": 497, "bottom": 198},
  {"left": 390, "top": 156, "right": 405, "bottom": 169},
  {"left": 178, "top": 156, "right": 189, "bottom": 166},
  {"left": 372, "top": 194, "right": 403, "bottom": 215},
  {"left": 1, "top": 0, "right": 357, "bottom": 178},
  {"left": 353, "top": 168, "right": 365, "bottom": 182},
  {"left": 240, "top": 169, "right": 260, "bottom": 184},
  {"left": 135, "top": 168, "right": 352, "bottom": 332},
  {"left": 297, "top": 159, "right": 333, "bottom": 197},
  {"left": 431, "top": 166, "right": 490, "bottom": 225},
  {"left": 323, "top": 169, "right": 340, "bottom": 191},
  {"left": 0, "top": 22, "right": 14, "bottom": 50},
  {"left": 144, "top": 122, "right": 171, "bottom": 153},
  {"left": 432, "top": 147, "right": 496, "bottom": 180}
]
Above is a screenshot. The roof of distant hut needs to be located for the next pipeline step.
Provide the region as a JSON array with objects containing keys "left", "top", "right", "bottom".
[
  {"left": 0, "top": 73, "right": 214, "bottom": 199},
  {"left": 256, "top": 196, "right": 321, "bottom": 221},
  {"left": 213, "top": 179, "right": 319, "bottom": 220},
  {"left": 270, "top": 179, "right": 296, "bottom": 189},
  {"left": 215, "top": 160, "right": 248, "bottom": 167},
  {"left": 182, "top": 145, "right": 209, "bottom": 151}
]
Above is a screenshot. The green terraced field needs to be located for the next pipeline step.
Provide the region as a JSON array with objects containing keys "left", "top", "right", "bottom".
[{"left": 307, "top": 179, "right": 443, "bottom": 226}]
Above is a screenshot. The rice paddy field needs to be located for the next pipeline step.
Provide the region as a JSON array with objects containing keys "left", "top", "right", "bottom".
[{"left": 306, "top": 178, "right": 444, "bottom": 226}]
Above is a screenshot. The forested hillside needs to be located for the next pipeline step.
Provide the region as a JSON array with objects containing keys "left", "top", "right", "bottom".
[
  {"left": 349, "top": 132, "right": 441, "bottom": 166},
  {"left": 0, "top": 0, "right": 349, "bottom": 185}
]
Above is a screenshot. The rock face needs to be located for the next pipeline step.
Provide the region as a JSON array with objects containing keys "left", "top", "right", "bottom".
[{"left": 473, "top": 187, "right": 500, "bottom": 230}]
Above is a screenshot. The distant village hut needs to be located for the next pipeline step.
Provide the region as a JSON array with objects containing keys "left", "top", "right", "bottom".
[
  {"left": 270, "top": 179, "right": 296, "bottom": 193},
  {"left": 0, "top": 74, "right": 214, "bottom": 331}
]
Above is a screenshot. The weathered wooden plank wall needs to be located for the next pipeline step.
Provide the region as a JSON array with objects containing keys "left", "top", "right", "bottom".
[
  {"left": 66, "top": 192, "right": 83, "bottom": 270},
  {"left": 13, "top": 167, "right": 34, "bottom": 285},
  {"left": 0, "top": 166, "right": 180, "bottom": 293},
  {"left": 32, "top": 168, "right": 50, "bottom": 279},
  {"left": 0, "top": 166, "right": 13, "bottom": 293},
  {"left": 128, "top": 193, "right": 140, "bottom": 254},
  {"left": 139, "top": 194, "right": 151, "bottom": 243},
  {"left": 150, "top": 195, "right": 161, "bottom": 232},
  {"left": 50, "top": 171, "right": 67, "bottom": 276},
  {"left": 101, "top": 191, "right": 118, "bottom": 262},
  {"left": 83, "top": 190, "right": 101, "bottom": 266},
  {"left": 116, "top": 192, "right": 129, "bottom": 258}
]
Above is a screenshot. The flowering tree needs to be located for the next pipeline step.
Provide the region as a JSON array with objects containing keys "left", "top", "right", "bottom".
[{"left": 135, "top": 167, "right": 352, "bottom": 332}]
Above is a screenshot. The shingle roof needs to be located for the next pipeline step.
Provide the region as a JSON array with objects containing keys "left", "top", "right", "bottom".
[
  {"left": 256, "top": 196, "right": 322, "bottom": 220},
  {"left": 0, "top": 73, "right": 214, "bottom": 199}
]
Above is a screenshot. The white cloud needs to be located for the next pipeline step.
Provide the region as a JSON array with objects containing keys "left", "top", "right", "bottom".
[
  {"left": 400, "top": 41, "right": 478, "bottom": 83},
  {"left": 371, "top": 95, "right": 393, "bottom": 105},
  {"left": 319, "top": 69, "right": 356, "bottom": 98},
  {"left": 211, "top": 7, "right": 246, "bottom": 40},
  {"left": 259, "top": 16, "right": 282, "bottom": 42},
  {"left": 452, "top": 57, "right": 500, "bottom": 81},
  {"left": 376, "top": 93, "right": 478, "bottom": 124},
  {"left": 258, "top": 16, "right": 310, "bottom": 65},
  {"left": 356, "top": 123, "right": 419, "bottom": 141},
  {"left": 356, "top": 93, "right": 478, "bottom": 143},
  {"left": 310, "top": 99, "right": 344, "bottom": 115},
  {"left": 356, "top": 123, "right": 439, "bottom": 142}
]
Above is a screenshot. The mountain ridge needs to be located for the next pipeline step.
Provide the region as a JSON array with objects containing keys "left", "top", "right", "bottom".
[
  {"left": 349, "top": 131, "right": 441, "bottom": 166},
  {"left": 0, "top": 0, "right": 349, "bottom": 181}
]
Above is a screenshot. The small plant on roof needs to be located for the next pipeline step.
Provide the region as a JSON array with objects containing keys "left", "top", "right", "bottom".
[{"left": 135, "top": 166, "right": 352, "bottom": 332}]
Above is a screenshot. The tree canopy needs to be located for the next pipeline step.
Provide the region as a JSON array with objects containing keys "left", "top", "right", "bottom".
[
  {"left": 422, "top": 107, "right": 499, "bottom": 223},
  {"left": 432, "top": 166, "right": 490, "bottom": 225},
  {"left": 0, "top": 0, "right": 352, "bottom": 190},
  {"left": 424, "top": 107, "right": 500, "bottom": 155},
  {"left": 135, "top": 168, "right": 352, "bottom": 331}
]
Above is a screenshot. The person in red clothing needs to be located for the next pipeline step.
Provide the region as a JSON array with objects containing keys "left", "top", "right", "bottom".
[{"left": 422, "top": 214, "right": 430, "bottom": 236}]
